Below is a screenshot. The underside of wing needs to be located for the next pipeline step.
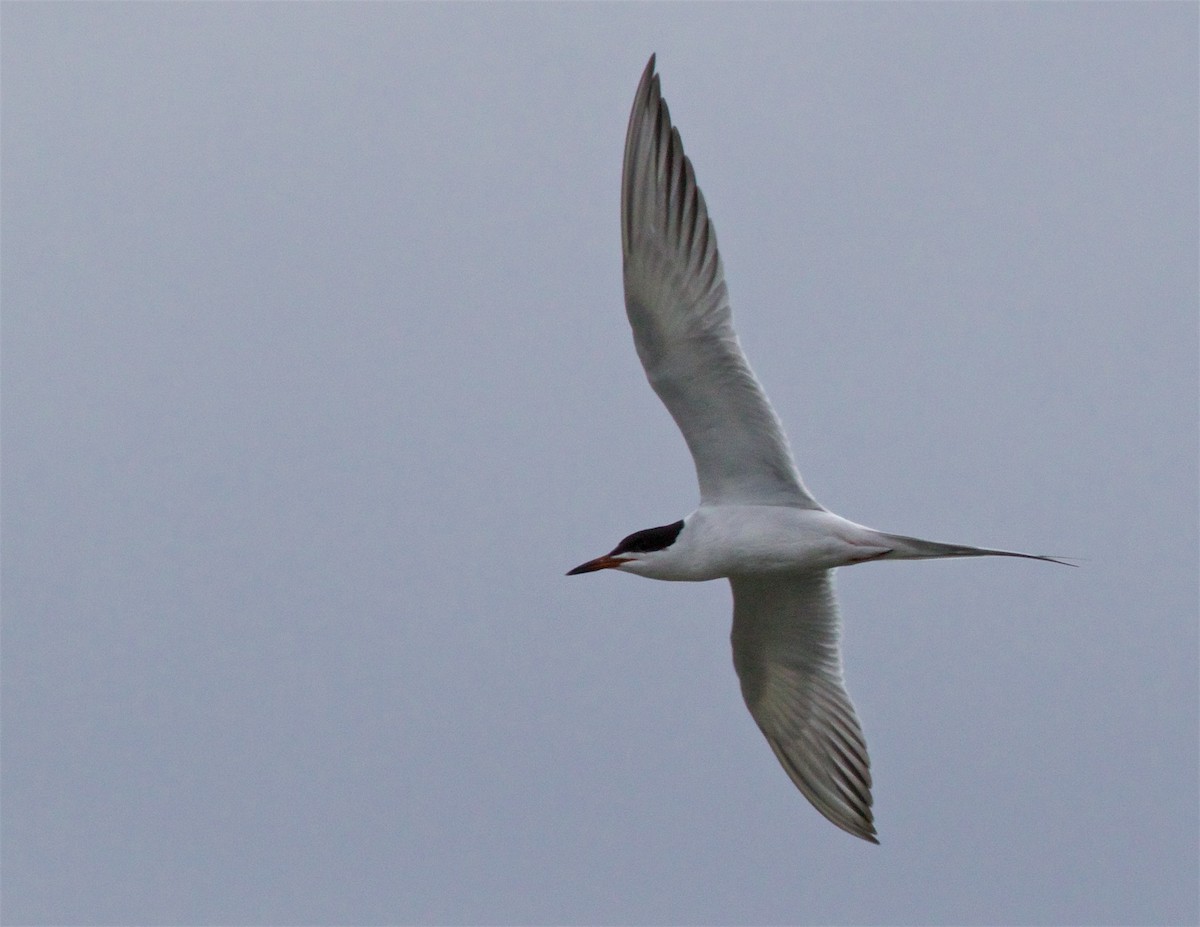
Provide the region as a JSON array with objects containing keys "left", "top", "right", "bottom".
[
  {"left": 621, "top": 56, "right": 822, "bottom": 510},
  {"left": 729, "top": 572, "right": 877, "bottom": 843}
]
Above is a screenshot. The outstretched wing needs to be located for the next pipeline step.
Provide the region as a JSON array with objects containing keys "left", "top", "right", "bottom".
[
  {"left": 621, "top": 55, "right": 822, "bottom": 509},
  {"left": 730, "top": 572, "right": 877, "bottom": 843}
]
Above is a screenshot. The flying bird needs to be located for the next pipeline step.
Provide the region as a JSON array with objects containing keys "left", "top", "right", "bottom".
[{"left": 568, "top": 55, "right": 1066, "bottom": 844}]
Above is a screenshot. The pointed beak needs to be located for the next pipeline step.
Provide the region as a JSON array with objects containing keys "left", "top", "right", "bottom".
[{"left": 566, "top": 554, "right": 630, "bottom": 576}]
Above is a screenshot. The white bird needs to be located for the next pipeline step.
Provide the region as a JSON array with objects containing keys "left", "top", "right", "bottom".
[{"left": 568, "top": 55, "right": 1068, "bottom": 844}]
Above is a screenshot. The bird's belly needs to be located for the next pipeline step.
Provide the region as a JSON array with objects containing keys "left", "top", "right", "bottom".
[{"left": 690, "top": 506, "right": 887, "bottom": 578}]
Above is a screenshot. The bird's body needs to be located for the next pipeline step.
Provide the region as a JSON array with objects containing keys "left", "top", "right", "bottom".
[
  {"left": 595, "top": 505, "right": 1062, "bottom": 582},
  {"left": 569, "top": 55, "right": 1065, "bottom": 845},
  {"left": 593, "top": 507, "right": 880, "bottom": 581}
]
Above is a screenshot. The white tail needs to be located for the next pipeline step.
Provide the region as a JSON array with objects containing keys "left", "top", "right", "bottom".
[{"left": 877, "top": 532, "right": 1074, "bottom": 566}]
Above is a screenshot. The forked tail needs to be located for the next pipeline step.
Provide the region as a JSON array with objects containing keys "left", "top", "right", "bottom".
[{"left": 878, "top": 531, "right": 1074, "bottom": 566}]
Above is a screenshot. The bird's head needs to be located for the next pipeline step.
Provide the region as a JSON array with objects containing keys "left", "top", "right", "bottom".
[{"left": 567, "top": 519, "right": 686, "bottom": 577}]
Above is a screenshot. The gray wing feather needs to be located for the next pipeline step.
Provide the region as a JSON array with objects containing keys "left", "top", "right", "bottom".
[
  {"left": 622, "top": 56, "right": 822, "bottom": 509},
  {"left": 730, "top": 572, "right": 878, "bottom": 843}
]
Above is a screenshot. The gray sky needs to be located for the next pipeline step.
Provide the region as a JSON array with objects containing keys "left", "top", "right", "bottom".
[{"left": 3, "top": 5, "right": 1196, "bottom": 925}]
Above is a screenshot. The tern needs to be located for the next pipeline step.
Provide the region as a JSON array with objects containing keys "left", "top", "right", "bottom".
[{"left": 568, "top": 56, "right": 1067, "bottom": 844}]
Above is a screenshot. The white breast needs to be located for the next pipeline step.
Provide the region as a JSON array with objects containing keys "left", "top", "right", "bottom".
[{"left": 622, "top": 506, "right": 891, "bottom": 581}]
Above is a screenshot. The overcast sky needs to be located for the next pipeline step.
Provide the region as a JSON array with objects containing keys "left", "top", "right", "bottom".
[{"left": 3, "top": 5, "right": 1196, "bottom": 925}]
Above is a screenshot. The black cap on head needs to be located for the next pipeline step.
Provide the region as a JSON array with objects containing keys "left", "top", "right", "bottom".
[{"left": 609, "top": 519, "right": 685, "bottom": 556}]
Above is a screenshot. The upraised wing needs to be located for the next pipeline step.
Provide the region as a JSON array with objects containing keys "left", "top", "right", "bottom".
[
  {"left": 730, "top": 572, "right": 877, "bottom": 843},
  {"left": 621, "top": 55, "right": 822, "bottom": 509}
]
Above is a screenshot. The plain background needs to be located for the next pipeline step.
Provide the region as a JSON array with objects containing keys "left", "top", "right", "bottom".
[{"left": 3, "top": 4, "right": 1196, "bottom": 925}]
